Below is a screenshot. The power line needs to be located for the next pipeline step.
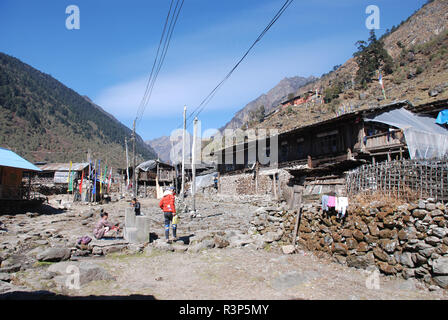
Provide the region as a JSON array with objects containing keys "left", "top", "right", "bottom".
[
  {"left": 135, "top": 0, "right": 175, "bottom": 124},
  {"left": 135, "top": 0, "right": 185, "bottom": 126},
  {"left": 180, "top": 0, "right": 294, "bottom": 130}
]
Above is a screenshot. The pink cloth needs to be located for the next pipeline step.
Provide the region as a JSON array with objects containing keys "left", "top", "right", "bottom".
[{"left": 327, "top": 196, "right": 336, "bottom": 207}]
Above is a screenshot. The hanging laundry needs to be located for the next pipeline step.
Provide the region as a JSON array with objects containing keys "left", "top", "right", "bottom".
[
  {"left": 321, "top": 195, "right": 329, "bottom": 211},
  {"left": 327, "top": 196, "right": 336, "bottom": 208},
  {"left": 336, "top": 197, "right": 349, "bottom": 218}
]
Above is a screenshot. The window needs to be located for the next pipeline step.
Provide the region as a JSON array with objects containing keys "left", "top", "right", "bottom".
[
  {"left": 296, "top": 138, "right": 305, "bottom": 158},
  {"left": 314, "top": 130, "right": 340, "bottom": 155}
]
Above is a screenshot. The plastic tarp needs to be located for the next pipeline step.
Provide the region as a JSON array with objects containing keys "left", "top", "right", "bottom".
[
  {"left": 192, "top": 172, "right": 218, "bottom": 191},
  {"left": 136, "top": 160, "right": 157, "bottom": 172},
  {"left": 436, "top": 110, "right": 448, "bottom": 125},
  {"left": 365, "top": 107, "right": 448, "bottom": 160}
]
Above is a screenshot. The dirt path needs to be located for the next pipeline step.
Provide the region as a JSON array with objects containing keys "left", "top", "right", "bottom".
[{"left": 78, "top": 247, "right": 447, "bottom": 300}]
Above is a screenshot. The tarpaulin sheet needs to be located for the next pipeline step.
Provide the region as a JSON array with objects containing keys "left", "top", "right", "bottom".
[{"left": 365, "top": 107, "right": 448, "bottom": 159}]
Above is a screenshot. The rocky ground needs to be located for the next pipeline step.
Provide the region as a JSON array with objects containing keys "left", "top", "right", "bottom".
[{"left": 1, "top": 194, "right": 448, "bottom": 300}]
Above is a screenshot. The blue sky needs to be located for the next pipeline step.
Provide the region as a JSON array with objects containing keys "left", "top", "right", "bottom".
[{"left": 0, "top": 0, "right": 427, "bottom": 141}]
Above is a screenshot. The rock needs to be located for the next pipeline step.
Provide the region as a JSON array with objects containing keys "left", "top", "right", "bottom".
[
  {"left": 352, "top": 230, "right": 364, "bottom": 241},
  {"left": 346, "top": 238, "right": 358, "bottom": 250},
  {"left": 432, "top": 227, "right": 447, "bottom": 238},
  {"left": 36, "top": 247, "right": 71, "bottom": 262},
  {"left": 379, "top": 229, "right": 394, "bottom": 239},
  {"left": 381, "top": 240, "right": 397, "bottom": 254},
  {"left": 378, "top": 262, "right": 396, "bottom": 275},
  {"left": 368, "top": 223, "right": 379, "bottom": 236},
  {"left": 332, "top": 243, "right": 348, "bottom": 256},
  {"left": 92, "top": 247, "right": 103, "bottom": 255},
  {"left": 373, "top": 248, "right": 389, "bottom": 262},
  {"left": 0, "top": 264, "right": 21, "bottom": 273},
  {"left": 357, "top": 242, "right": 369, "bottom": 252},
  {"left": 430, "top": 209, "right": 444, "bottom": 217},
  {"left": 399, "top": 252, "right": 414, "bottom": 268},
  {"left": 402, "top": 268, "right": 415, "bottom": 279},
  {"left": 103, "top": 245, "right": 127, "bottom": 255},
  {"left": 78, "top": 262, "right": 116, "bottom": 285},
  {"left": 188, "top": 239, "right": 215, "bottom": 253},
  {"left": 432, "top": 257, "right": 448, "bottom": 275},
  {"left": 433, "top": 276, "right": 448, "bottom": 289},
  {"left": 417, "top": 200, "right": 426, "bottom": 209},
  {"left": 412, "top": 209, "right": 427, "bottom": 219},
  {"left": 347, "top": 253, "right": 374, "bottom": 269},
  {"left": 413, "top": 253, "right": 428, "bottom": 266},
  {"left": 281, "top": 245, "right": 296, "bottom": 255},
  {"left": 172, "top": 244, "right": 188, "bottom": 253},
  {"left": 333, "top": 255, "right": 347, "bottom": 265},
  {"left": 153, "top": 240, "right": 174, "bottom": 252},
  {"left": 425, "top": 236, "right": 441, "bottom": 246},
  {"left": 214, "top": 236, "right": 230, "bottom": 249},
  {"left": 426, "top": 203, "right": 436, "bottom": 211},
  {"left": 0, "top": 273, "right": 11, "bottom": 282}
]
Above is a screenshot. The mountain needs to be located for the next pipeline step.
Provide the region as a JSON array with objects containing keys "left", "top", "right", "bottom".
[
  {"left": 146, "top": 136, "right": 172, "bottom": 163},
  {"left": 221, "top": 76, "right": 317, "bottom": 131},
  {"left": 250, "top": 0, "right": 448, "bottom": 134},
  {"left": 0, "top": 52, "right": 157, "bottom": 168}
]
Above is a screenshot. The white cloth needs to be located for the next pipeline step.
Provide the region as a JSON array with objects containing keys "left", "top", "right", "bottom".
[{"left": 336, "top": 197, "right": 348, "bottom": 218}]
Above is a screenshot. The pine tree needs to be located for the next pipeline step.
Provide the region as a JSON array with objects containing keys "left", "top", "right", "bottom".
[{"left": 354, "top": 30, "right": 394, "bottom": 88}]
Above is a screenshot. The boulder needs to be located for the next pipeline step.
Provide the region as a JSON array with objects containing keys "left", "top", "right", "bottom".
[{"left": 36, "top": 247, "right": 71, "bottom": 262}]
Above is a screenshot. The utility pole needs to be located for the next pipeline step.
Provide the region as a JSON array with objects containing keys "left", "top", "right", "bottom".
[
  {"left": 125, "top": 137, "right": 130, "bottom": 190},
  {"left": 191, "top": 117, "right": 198, "bottom": 214},
  {"left": 132, "top": 119, "right": 137, "bottom": 198},
  {"left": 181, "top": 105, "right": 186, "bottom": 198}
]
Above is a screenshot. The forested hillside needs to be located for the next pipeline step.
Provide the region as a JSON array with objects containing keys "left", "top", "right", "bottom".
[{"left": 0, "top": 52, "right": 156, "bottom": 167}]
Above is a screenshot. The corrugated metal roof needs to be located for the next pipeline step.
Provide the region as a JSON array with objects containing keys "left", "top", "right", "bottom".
[
  {"left": 0, "top": 148, "right": 42, "bottom": 171},
  {"left": 37, "top": 162, "right": 89, "bottom": 172}
]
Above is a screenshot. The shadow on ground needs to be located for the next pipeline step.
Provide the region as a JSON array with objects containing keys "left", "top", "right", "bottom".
[{"left": 0, "top": 290, "right": 156, "bottom": 300}]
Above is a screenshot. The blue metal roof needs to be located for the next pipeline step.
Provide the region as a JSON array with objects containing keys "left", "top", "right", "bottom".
[{"left": 0, "top": 148, "right": 42, "bottom": 171}]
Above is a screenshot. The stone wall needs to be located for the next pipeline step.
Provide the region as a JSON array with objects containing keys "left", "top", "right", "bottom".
[
  {"left": 250, "top": 198, "right": 448, "bottom": 289},
  {"left": 219, "top": 169, "right": 292, "bottom": 199}
]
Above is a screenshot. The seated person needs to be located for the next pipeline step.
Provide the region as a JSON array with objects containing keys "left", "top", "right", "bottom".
[{"left": 93, "top": 211, "right": 120, "bottom": 239}]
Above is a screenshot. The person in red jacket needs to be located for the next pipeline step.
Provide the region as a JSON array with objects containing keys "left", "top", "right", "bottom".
[{"left": 159, "top": 187, "right": 177, "bottom": 242}]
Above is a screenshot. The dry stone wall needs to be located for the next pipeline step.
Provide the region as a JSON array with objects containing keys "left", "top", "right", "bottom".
[
  {"left": 219, "top": 169, "right": 292, "bottom": 199},
  {"left": 250, "top": 198, "right": 448, "bottom": 289}
]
